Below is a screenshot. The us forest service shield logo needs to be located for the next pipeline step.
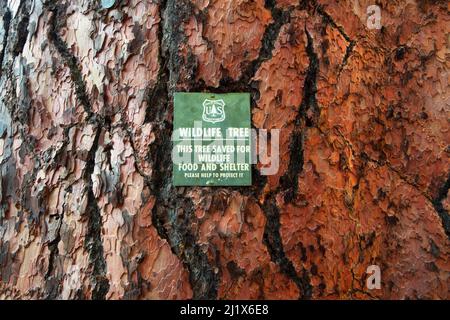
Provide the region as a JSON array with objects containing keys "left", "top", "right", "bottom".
[{"left": 202, "top": 99, "right": 226, "bottom": 123}]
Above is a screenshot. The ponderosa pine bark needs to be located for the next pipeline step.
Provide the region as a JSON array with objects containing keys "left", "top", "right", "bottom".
[{"left": 0, "top": 0, "right": 448, "bottom": 299}]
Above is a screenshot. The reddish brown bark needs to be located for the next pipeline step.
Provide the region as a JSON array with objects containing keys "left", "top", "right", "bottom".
[{"left": 0, "top": 0, "right": 448, "bottom": 299}]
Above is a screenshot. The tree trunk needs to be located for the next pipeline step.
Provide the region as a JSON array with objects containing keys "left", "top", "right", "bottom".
[{"left": 0, "top": 0, "right": 448, "bottom": 300}]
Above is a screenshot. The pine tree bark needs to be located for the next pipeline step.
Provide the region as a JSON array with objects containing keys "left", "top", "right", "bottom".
[{"left": 0, "top": 0, "right": 448, "bottom": 299}]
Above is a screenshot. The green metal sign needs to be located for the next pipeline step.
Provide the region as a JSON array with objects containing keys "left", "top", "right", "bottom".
[{"left": 173, "top": 92, "right": 252, "bottom": 186}]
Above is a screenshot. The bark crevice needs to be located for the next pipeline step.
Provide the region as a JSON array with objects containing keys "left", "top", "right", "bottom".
[
  {"left": 260, "top": 26, "right": 319, "bottom": 300},
  {"left": 431, "top": 175, "right": 450, "bottom": 239},
  {"left": 262, "top": 200, "right": 312, "bottom": 299},
  {"left": 0, "top": 8, "right": 12, "bottom": 77},
  {"left": 302, "top": 0, "right": 356, "bottom": 74},
  {"left": 47, "top": 2, "right": 94, "bottom": 120},
  {"left": 148, "top": 0, "right": 220, "bottom": 300},
  {"left": 241, "top": 0, "right": 292, "bottom": 84},
  {"left": 82, "top": 125, "right": 110, "bottom": 300},
  {"left": 12, "top": 1, "right": 30, "bottom": 57},
  {"left": 46, "top": 2, "right": 110, "bottom": 299},
  {"left": 280, "top": 28, "right": 319, "bottom": 203}
]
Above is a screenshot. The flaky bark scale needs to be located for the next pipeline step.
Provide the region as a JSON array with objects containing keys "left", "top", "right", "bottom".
[{"left": 0, "top": 0, "right": 448, "bottom": 300}]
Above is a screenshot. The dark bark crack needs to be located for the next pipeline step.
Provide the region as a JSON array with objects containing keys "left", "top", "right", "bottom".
[
  {"left": 83, "top": 125, "right": 110, "bottom": 300},
  {"left": 262, "top": 200, "right": 312, "bottom": 299},
  {"left": 161, "top": 0, "right": 196, "bottom": 91},
  {"left": 47, "top": 1, "right": 94, "bottom": 120},
  {"left": 44, "top": 210, "right": 63, "bottom": 299},
  {"left": 259, "top": 26, "right": 319, "bottom": 299},
  {"left": 147, "top": 0, "right": 220, "bottom": 300},
  {"left": 301, "top": 0, "right": 356, "bottom": 74},
  {"left": 188, "top": 0, "right": 291, "bottom": 94},
  {"left": 432, "top": 174, "right": 450, "bottom": 239},
  {"left": 0, "top": 8, "right": 12, "bottom": 78},
  {"left": 241, "top": 0, "right": 292, "bottom": 85},
  {"left": 46, "top": 1, "right": 110, "bottom": 299},
  {"left": 359, "top": 149, "right": 450, "bottom": 241},
  {"left": 144, "top": 0, "right": 169, "bottom": 125},
  {"left": 12, "top": 0, "right": 30, "bottom": 57},
  {"left": 280, "top": 28, "right": 319, "bottom": 203}
]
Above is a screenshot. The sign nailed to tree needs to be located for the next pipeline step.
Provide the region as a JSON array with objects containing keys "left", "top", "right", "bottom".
[{"left": 173, "top": 93, "right": 252, "bottom": 186}]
